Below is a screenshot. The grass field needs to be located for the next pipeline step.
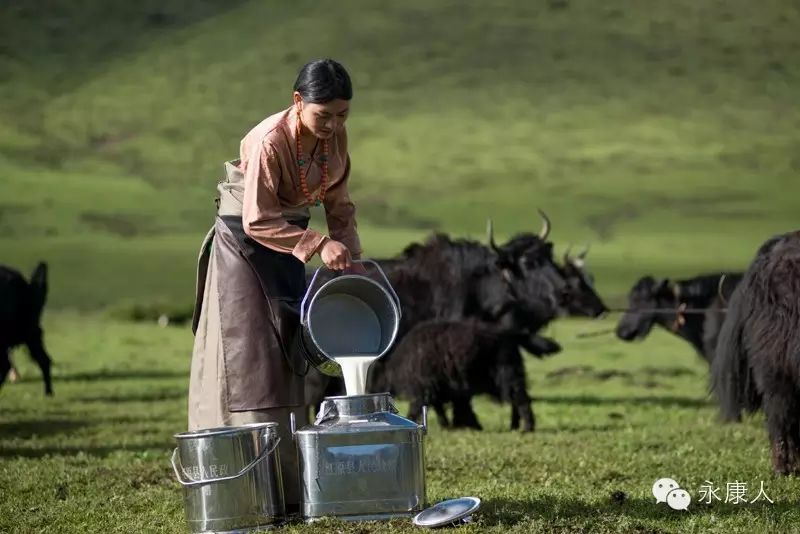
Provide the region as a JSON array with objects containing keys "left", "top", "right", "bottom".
[
  {"left": 3, "top": 313, "right": 800, "bottom": 533},
  {"left": 1, "top": 0, "right": 800, "bottom": 532}
]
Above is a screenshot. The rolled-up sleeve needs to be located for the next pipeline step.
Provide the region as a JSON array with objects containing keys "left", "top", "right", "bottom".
[
  {"left": 241, "top": 139, "right": 327, "bottom": 263},
  {"left": 323, "top": 154, "right": 362, "bottom": 259}
]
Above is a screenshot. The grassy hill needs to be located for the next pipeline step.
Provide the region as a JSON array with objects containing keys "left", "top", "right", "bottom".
[{"left": 1, "top": 0, "right": 799, "bottom": 309}]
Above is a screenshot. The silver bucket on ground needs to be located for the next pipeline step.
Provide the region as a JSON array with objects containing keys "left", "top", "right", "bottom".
[
  {"left": 297, "top": 259, "right": 401, "bottom": 376},
  {"left": 171, "top": 423, "right": 285, "bottom": 533},
  {"left": 291, "top": 393, "right": 427, "bottom": 521}
]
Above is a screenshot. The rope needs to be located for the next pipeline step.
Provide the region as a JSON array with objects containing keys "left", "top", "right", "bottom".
[
  {"left": 575, "top": 305, "right": 728, "bottom": 339},
  {"left": 604, "top": 307, "right": 727, "bottom": 315}
]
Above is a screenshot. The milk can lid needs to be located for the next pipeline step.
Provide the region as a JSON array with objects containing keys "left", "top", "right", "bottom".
[{"left": 412, "top": 497, "right": 481, "bottom": 528}]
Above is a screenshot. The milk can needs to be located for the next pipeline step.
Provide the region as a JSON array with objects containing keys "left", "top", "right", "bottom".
[
  {"left": 171, "top": 422, "right": 285, "bottom": 532},
  {"left": 296, "top": 259, "right": 401, "bottom": 376},
  {"left": 291, "top": 393, "right": 427, "bottom": 521}
]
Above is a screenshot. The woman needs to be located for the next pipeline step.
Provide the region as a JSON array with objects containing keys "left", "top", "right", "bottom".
[{"left": 188, "top": 58, "right": 363, "bottom": 512}]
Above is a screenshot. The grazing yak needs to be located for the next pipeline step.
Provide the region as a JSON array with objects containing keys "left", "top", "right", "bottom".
[
  {"left": 0, "top": 262, "right": 53, "bottom": 396},
  {"left": 616, "top": 272, "right": 742, "bottom": 363},
  {"left": 712, "top": 231, "right": 800, "bottom": 474}
]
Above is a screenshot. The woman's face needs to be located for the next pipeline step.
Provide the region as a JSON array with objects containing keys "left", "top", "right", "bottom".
[{"left": 293, "top": 93, "right": 350, "bottom": 140}]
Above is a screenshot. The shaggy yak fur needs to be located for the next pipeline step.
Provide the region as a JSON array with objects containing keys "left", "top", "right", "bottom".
[
  {"left": 712, "top": 231, "right": 800, "bottom": 474},
  {"left": 382, "top": 319, "right": 536, "bottom": 432}
]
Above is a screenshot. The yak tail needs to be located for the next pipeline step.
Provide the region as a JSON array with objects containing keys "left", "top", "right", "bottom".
[
  {"left": 29, "top": 262, "right": 48, "bottom": 319},
  {"left": 711, "top": 283, "right": 754, "bottom": 422}
]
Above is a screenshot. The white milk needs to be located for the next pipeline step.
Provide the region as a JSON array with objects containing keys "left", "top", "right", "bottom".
[{"left": 334, "top": 354, "right": 379, "bottom": 396}]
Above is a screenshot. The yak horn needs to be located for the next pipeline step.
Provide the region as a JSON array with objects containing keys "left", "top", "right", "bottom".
[
  {"left": 563, "top": 243, "right": 573, "bottom": 264},
  {"left": 577, "top": 243, "right": 590, "bottom": 260},
  {"left": 672, "top": 282, "right": 681, "bottom": 299},
  {"left": 487, "top": 218, "right": 500, "bottom": 253},
  {"left": 718, "top": 274, "right": 729, "bottom": 306},
  {"left": 537, "top": 208, "right": 551, "bottom": 241}
]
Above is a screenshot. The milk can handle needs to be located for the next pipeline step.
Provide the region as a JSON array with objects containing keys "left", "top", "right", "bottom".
[
  {"left": 359, "top": 259, "right": 402, "bottom": 319},
  {"left": 300, "top": 259, "right": 402, "bottom": 325},
  {"left": 171, "top": 437, "right": 281, "bottom": 488},
  {"left": 301, "top": 267, "right": 324, "bottom": 326}
]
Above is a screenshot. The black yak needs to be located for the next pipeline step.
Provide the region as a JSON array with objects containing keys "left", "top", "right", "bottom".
[
  {"left": 712, "top": 231, "right": 800, "bottom": 474},
  {"left": 616, "top": 273, "right": 742, "bottom": 362},
  {"left": 306, "top": 234, "right": 565, "bottom": 412},
  {"left": 382, "top": 319, "right": 537, "bottom": 432},
  {"left": 303, "top": 213, "right": 608, "bottom": 423},
  {"left": 1, "top": 262, "right": 53, "bottom": 395}
]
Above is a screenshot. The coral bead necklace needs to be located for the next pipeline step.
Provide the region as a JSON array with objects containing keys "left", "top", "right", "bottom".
[{"left": 296, "top": 111, "right": 329, "bottom": 207}]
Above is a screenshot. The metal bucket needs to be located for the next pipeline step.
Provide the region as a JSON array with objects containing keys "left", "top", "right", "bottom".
[
  {"left": 291, "top": 393, "right": 427, "bottom": 521},
  {"left": 171, "top": 423, "right": 285, "bottom": 533},
  {"left": 298, "top": 259, "right": 401, "bottom": 376}
]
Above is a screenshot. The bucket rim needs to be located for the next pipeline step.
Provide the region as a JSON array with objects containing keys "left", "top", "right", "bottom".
[
  {"left": 173, "top": 421, "right": 279, "bottom": 440},
  {"left": 323, "top": 392, "right": 392, "bottom": 401},
  {"left": 305, "top": 275, "right": 400, "bottom": 362}
]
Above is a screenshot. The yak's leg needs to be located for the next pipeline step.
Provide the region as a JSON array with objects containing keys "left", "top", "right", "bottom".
[
  {"left": 407, "top": 397, "right": 425, "bottom": 423},
  {"left": 26, "top": 331, "right": 53, "bottom": 396},
  {"left": 513, "top": 395, "right": 535, "bottom": 433},
  {"left": 432, "top": 401, "right": 450, "bottom": 428},
  {"left": 451, "top": 397, "right": 482, "bottom": 430},
  {"left": 510, "top": 379, "right": 535, "bottom": 432},
  {"left": 763, "top": 378, "right": 800, "bottom": 475},
  {"left": 0, "top": 350, "right": 10, "bottom": 390}
]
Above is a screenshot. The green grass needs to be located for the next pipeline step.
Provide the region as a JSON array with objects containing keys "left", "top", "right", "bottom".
[
  {"left": 3, "top": 312, "right": 800, "bottom": 533},
  {"left": 1, "top": 0, "right": 800, "bottom": 532}
]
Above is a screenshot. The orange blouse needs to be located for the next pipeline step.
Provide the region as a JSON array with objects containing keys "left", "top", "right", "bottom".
[{"left": 238, "top": 106, "right": 362, "bottom": 263}]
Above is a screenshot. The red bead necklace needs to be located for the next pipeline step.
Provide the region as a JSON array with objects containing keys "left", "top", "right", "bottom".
[{"left": 296, "top": 110, "right": 329, "bottom": 207}]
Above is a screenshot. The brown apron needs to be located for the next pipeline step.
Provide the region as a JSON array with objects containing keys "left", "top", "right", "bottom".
[{"left": 189, "top": 160, "right": 309, "bottom": 415}]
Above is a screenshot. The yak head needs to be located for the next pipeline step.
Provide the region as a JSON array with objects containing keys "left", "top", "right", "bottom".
[
  {"left": 559, "top": 244, "right": 608, "bottom": 318},
  {"left": 616, "top": 276, "right": 679, "bottom": 341},
  {"left": 486, "top": 211, "right": 608, "bottom": 320}
]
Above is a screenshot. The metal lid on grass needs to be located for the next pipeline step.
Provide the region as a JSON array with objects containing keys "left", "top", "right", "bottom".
[{"left": 412, "top": 497, "right": 481, "bottom": 528}]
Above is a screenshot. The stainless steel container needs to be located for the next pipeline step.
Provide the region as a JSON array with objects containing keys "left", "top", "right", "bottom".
[
  {"left": 292, "top": 393, "right": 427, "bottom": 521},
  {"left": 171, "top": 422, "right": 285, "bottom": 533},
  {"left": 297, "top": 259, "right": 401, "bottom": 376}
]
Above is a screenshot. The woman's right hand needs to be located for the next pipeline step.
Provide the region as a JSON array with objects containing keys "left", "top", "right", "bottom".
[{"left": 319, "top": 239, "right": 352, "bottom": 271}]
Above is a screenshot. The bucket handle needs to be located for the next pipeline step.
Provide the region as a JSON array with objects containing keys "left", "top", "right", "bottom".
[
  {"left": 301, "top": 259, "right": 402, "bottom": 325},
  {"left": 171, "top": 437, "right": 281, "bottom": 488}
]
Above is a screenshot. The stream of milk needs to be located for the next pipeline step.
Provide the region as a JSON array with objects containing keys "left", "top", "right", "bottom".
[{"left": 333, "top": 354, "right": 379, "bottom": 396}]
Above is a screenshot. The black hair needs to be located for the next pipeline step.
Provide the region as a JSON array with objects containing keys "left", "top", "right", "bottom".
[{"left": 293, "top": 58, "right": 353, "bottom": 103}]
